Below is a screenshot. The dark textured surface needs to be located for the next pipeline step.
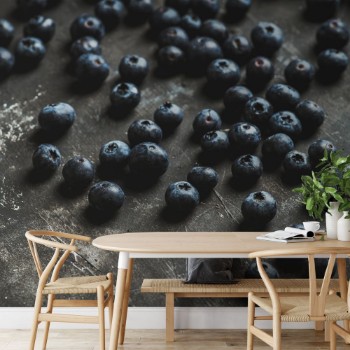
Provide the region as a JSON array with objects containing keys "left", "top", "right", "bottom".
[{"left": 0, "top": 0, "right": 349, "bottom": 307}]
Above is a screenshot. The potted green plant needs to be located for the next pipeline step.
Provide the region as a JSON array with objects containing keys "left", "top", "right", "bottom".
[{"left": 293, "top": 150, "right": 350, "bottom": 238}]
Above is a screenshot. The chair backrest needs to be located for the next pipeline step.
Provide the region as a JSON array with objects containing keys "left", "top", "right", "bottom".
[
  {"left": 249, "top": 246, "right": 350, "bottom": 320},
  {"left": 25, "top": 230, "right": 92, "bottom": 290}
]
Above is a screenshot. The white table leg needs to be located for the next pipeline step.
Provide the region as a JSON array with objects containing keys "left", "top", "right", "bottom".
[
  {"left": 109, "top": 252, "right": 129, "bottom": 350},
  {"left": 119, "top": 258, "right": 134, "bottom": 345}
]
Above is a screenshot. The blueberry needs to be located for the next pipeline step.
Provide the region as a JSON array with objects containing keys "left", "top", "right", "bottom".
[
  {"left": 225, "top": 0, "right": 252, "bottom": 21},
  {"left": 187, "top": 166, "right": 219, "bottom": 193},
  {"left": 223, "top": 85, "right": 253, "bottom": 114},
  {"left": 153, "top": 101, "right": 184, "bottom": 131},
  {"left": 165, "top": 181, "right": 200, "bottom": 212},
  {"left": 231, "top": 154, "right": 263, "bottom": 185},
  {"left": 0, "top": 48, "right": 14, "bottom": 80},
  {"left": 201, "top": 130, "right": 229, "bottom": 154},
  {"left": 94, "top": 0, "right": 125, "bottom": 29},
  {"left": 193, "top": 109, "right": 222, "bottom": 136},
  {"left": 206, "top": 58, "right": 241, "bottom": 92},
  {"left": 241, "top": 191, "right": 277, "bottom": 224},
  {"left": 317, "top": 49, "right": 349, "bottom": 78},
  {"left": 119, "top": 54, "right": 149, "bottom": 85},
  {"left": 88, "top": 181, "right": 125, "bottom": 212},
  {"left": 262, "top": 133, "right": 294, "bottom": 161},
  {"left": 222, "top": 35, "right": 252, "bottom": 66},
  {"left": 284, "top": 58, "right": 315, "bottom": 91},
  {"left": 128, "top": 119, "right": 163, "bottom": 146},
  {"left": 127, "top": 0, "right": 154, "bottom": 24},
  {"left": 32, "top": 143, "right": 61, "bottom": 173},
  {"left": 156, "top": 45, "right": 185, "bottom": 76},
  {"left": 316, "top": 18, "right": 349, "bottom": 50},
  {"left": 308, "top": 139, "right": 336, "bottom": 167},
  {"left": 110, "top": 82, "right": 141, "bottom": 113},
  {"left": 165, "top": 0, "right": 191, "bottom": 15},
  {"left": 62, "top": 156, "right": 95, "bottom": 188},
  {"left": 38, "top": 102, "right": 76, "bottom": 133},
  {"left": 129, "top": 142, "right": 169, "bottom": 178},
  {"left": 305, "top": 0, "right": 340, "bottom": 22},
  {"left": 24, "top": 16, "right": 55, "bottom": 43},
  {"left": 228, "top": 122, "right": 261, "bottom": 153},
  {"left": 201, "top": 19, "right": 229, "bottom": 44},
  {"left": 244, "top": 97, "right": 273, "bottom": 127},
  {"left": 246, "top": 56, "right": 274, "bottom": 91},
  {"left": 246, "top": 261, "right": 279, "bottom": 278},
  {"left": 187, "top": 36, "right": 223, "bottom": 75},
  {"left": 265, "top": 83, "right": 301, "bottom": 111},
  {"left": 295, "top": 99, "right": 325, "bottom": 131},
  {"left": 75, "top": 53, "right": 109, "bottom": 86},
  {"left": 251, "top": 22, "right": 284, "bottom": 56},
  {"left": 99, "top": 140, "right": 131, "bottom": 168},
  {"left": 70, "top": 14, "right": 105, "bottom": 41},
  {"left": 0, "top": 19, "right": 15, "bottom": 47},
  {"left": 180, "top": 14, "right": 201, "bottom": 38},
  {"left": 191, "top": 0, "right": 220, "bottom": 20},
  {"left": 158, "top": 26, "right": 189, "bottom": 51},
  {"left": 283, "top": 150, "right": 311, "bottom": 177},
  {"left": 149, "top": 7, "right": 181, "bottom": 32},
  {"left": 15, "top": 37, "right": 46, "bottom": 70},
  {"left": 16, "top": 0, "right": 47, "bottom": 17},
  {"left": 70, "top": 36, "right": 102, "bottom": 61},
  {"left": 268, "top": 111, "right": 302, "bottom": 140}
]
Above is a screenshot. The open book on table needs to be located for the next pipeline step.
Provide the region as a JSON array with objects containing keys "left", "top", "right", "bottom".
[{"left": 257, "top": 227, "right": 315, "bottom": 243}]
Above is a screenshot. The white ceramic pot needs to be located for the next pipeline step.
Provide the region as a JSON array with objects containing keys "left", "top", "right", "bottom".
[
  {"left": 337, "top": 211, "right": 350, "bottom": 241},
  {"left": 325, "top": 202, "right": 342, "bottom": 239}
]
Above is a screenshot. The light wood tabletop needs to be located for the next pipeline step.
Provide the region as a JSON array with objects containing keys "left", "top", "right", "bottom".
[{"left": 92, "top": 231, "right": 350, "bottom": 255}]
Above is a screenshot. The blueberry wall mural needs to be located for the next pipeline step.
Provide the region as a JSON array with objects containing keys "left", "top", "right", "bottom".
[{"left": 0, "top": 0, "right": 350, "bottom": 308}]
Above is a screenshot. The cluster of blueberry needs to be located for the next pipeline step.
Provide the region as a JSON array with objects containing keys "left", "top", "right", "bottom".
[
  {"left": 0, "top": 16, "right": 55, "bottom": 77},
  {"left": 0, "top": 0, "right": 62, "bottom": 78},
  {"left": 31, "top": 99, "right": 175, "bottom": 214},
  {"left": 13, "top": 0, "right": 350, "bottom": 224}
]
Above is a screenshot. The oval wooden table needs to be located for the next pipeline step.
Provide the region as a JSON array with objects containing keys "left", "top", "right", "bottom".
[{"left": 92, "top": 232, "right": 350, "bottom": 350}]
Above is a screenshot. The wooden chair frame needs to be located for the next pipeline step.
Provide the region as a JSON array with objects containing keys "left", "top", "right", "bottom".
[
  {"left": 25, "top": 230, "right": 114, "bottom": 350},
  {"left": 330, "top": 257, "right": 350, "bottom": 349},
  {"left": 246, "top": 246, "right": 350, "bottom": 350}
]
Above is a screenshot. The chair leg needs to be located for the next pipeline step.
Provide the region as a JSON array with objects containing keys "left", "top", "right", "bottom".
[
  {"left": 325, "top": 321, "right": 331, "bottom": 342},
  {"left": 29, "top": 291, "right": 43, "bottom": 350},
  {"left": 247, "top": 293, "right": 255, "bottom": 350},
  {"left": 107, "top": 273, "right": 114, "bottom": 328},
  {"left": 344, "top": 320, "right": 350, "bottom": 344},
  {"left": 315, "top": 320, "right": 324, "bottom": 331},
  {"left": 41, "top": 294, "right": 55, "bottom": 350},
  {"left": 272, "top": 314, "right": 282, "bottom": 350},
  {"left": 97, "top": 286, "right": 106, "bottom": 350},
  {"left": 330, "top": 321, "right": 337, "bottom": 350},
  {"left": 166, "top": 293, "right": 175, "bottom": 342}
]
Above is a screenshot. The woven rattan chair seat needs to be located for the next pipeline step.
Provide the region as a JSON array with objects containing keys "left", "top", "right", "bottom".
[
  {"left": 253, "top": 294, "right": 350, "bottom": 322},
  {"left": 43, "top": 275, "right": 112, "bottom": 295}
]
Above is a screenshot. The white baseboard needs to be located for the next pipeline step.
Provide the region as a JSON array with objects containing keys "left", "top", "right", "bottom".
[{"left": 0, "top": 307, "right": 314, "bottom": 330}]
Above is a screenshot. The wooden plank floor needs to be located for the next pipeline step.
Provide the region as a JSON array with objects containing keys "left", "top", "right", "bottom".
[{"left": 1, "top": 329, "right": 349, "bottom": 350}]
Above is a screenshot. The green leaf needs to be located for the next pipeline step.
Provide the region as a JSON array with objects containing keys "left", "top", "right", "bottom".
[
  {"left": 325, "top": 187, "right": 337, "bottom": 194},
  {"left": 335, "top": 157, "right": 348, "bottom": 166},
  {"left": 333, "top": 194, "right": 344, "bottom": 203},
  {"left": 306, "top": 197, "right": 314, "bottom": 210}
]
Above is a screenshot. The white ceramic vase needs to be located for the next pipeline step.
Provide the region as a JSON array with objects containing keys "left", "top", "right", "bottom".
[
  {"left": 337, "top": 211, "right": 350, "bottom": 241},
  {"left": 325, "top": 202, "right": 342, "bottom": 239}
]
